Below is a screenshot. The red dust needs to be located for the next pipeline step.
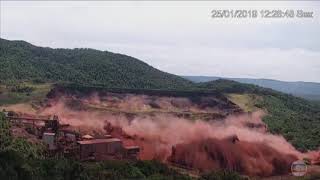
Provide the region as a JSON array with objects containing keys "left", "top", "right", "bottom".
[
  {"left": 5, "top": 95, "right": 320, "bottom": 177},
  {"left": 168, "top": 138, "right": 297, "bottom": 176}
]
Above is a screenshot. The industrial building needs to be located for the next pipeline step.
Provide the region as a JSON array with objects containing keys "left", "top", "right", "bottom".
[
  {"left": 77, "top": 138, "right": 123, "bottom": 160},
  {"left": 4, "top": 112, "right": 140, "bottom": 161}
]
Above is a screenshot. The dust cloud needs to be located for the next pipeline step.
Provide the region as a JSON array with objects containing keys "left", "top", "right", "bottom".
[{"left": 4, "top": 94, "right": 319, "bottom": 176}]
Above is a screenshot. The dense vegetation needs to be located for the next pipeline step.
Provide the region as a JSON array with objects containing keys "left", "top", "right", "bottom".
[
  {"left": 0, "top": 38, "right": 192, "bottom": 89},
  {"left": 200, "top": 171, "right": 246, "bottom": 180}
]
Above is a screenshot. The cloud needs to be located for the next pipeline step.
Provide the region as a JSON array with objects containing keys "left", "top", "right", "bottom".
[
  {"left": 1, "top": 1, "right": 319, "bottom": 82},
  {"left": 103, "top": 43, "right": 320, "bottom": 82}
]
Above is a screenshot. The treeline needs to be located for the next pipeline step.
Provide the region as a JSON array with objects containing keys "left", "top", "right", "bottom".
[
  {"left": 48, "top": 83, "right": 223, "bottom": 98},
  {"left": 0, "top": 38, "right": 193, "bottom": 89}
]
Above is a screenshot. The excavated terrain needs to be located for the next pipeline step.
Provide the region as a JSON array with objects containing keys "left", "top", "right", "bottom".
[{"left": 3, "top": 87, "right": 320, "bottom": 178}]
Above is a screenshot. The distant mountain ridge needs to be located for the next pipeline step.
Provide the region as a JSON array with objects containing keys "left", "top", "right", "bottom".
[{"left": 183, "top": 76, "right": 320, "bottom": 101}]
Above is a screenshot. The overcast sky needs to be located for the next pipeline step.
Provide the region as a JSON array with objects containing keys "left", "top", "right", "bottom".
[{"left": 1, "top": 1, "right": 320, "bottom": 82}]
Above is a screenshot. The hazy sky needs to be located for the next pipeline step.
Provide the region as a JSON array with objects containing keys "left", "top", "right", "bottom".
[{"left": 1, "top": 1, "right": 320, "bottom": 82}]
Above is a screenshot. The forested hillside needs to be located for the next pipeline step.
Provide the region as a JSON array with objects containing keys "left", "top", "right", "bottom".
[
  {"left": 184, "top": 76, "right": 320, "bottom": 101},
  {"left": 1, "top": 38, "right": 319, "bottom": 151},
  {"left": 197, "top": 80, "right": 320, "bottom": 151},
  {"left": 0, "top": 38, "right": 192, "bottom": 89}
]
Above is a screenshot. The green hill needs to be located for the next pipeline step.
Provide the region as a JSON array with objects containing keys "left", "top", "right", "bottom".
[
  {"left": 0, "top": 38, "right": 192, "bottom": 89},
  {"left": 184, "top": 75, "right": 320, "bottom": 101},
  {"left": 0, "top": 38, "right": 319, "bottom": 151}
]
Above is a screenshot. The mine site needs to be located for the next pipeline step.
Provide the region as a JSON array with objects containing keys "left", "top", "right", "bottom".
[{"left": 1, "top": 85, "right": 320, "bottom": 179}]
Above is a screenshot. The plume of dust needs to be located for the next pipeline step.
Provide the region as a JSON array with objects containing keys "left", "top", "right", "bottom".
[
  {"left": 40, "top": 98, "right": 307, "bottom": 156},
  {"left": 104, "top": 111, "right": 303, "bottom": 159},
  {"left": 8, "top": 95, "right": 320, "bottom": 176},
  {"left": 40, "top": 99, "right": 106, "bottom": 133},
  {"left": 168, "top": 138, "right": 298, "bottom": 176}
]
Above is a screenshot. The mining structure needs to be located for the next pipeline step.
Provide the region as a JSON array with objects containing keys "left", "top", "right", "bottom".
[{"left": 4, "top": 111, "right": 140, "bottom": 161}]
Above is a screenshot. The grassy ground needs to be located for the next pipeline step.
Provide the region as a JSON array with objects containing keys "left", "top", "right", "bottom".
[
  {"left": 226, "top": 92, "right": 320, "bottom": 151},
  {"left": 0, "top": 82, "right": 52, "bottom": 107},
  {"left": 226, "top": 93, "right": 262, "bottom": 112}
]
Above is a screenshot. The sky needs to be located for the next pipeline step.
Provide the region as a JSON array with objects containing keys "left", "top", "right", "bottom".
[{"left": 1, "top": 1, "right": 320, "bottom": 83}]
